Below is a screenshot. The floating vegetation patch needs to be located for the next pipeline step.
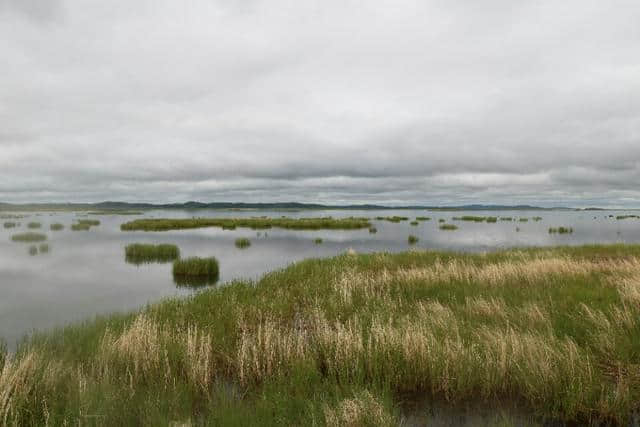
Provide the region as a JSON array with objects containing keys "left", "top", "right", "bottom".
[
  {"left": 28, "top": 245, "right": 38, "bottom": 256},
  {"left": 88, "top": 211, "right": 143, "bottom": 215},
  {"left": 439, "top": 224, "right": 459, "bottom": 231},
  {"left": 549, "top": 227, "right": 574, "bottom": 234},
  {"left": 72, "top": 219, "right": 100, "bottom": 231},
  {"left": 519, "top": 218, "right": 529, "bottom": 222},
  {"left": 415, "top": 216, "right": 431, "bottom": 221},
  {"left": 376, "top": 216, "right": 409, "bottom": 223},
  {"left": 3, "top": 222, "right": 17, "bottom": 229},
  {"left": 368, "top": 227, "right": 377, "bottom": 233},
  {"left": 410, "top": 221, "right": 419, "bottom": 226},
  {"left": 121, "top": 217, "right": 371, "bottom": 232},
  {"left": 39, "top": 243, "right": 49, "bottom": 253},
  {"left": 533, "top": 216, "right": 543, "bottom": 221},
  {"left": 617, "top": 215, "right": 640, "bottom": 220},
  {"left": 314, "top": 238, "right": 323, "bottom": 244},
  {"left": 78, "top": 219, "right": 100, "bottom": 226},
  {"left": 235, "top": 238, "right": 251, "bottom": 249},
  {"left": 438, "top": 219, "right": 445, "bottom": 223},
  {"left": 50, "top": 223, "right": 64, "bottom": 231},
  {"left": 408, "top": 235, "right": 419, "bottom": 244},
  {"left": 222, "top": 224, "right": 236, "bottom": 230},
  {"left": 27, "top": 221, "right": 41, "bottom": 229},
  {"left": 125, "top": 244, "right": 180, "bottom": 265},
  {"left": 452, "top": 216, "right": 498, "bottom": 223},
  {"left": 11, "top": 232, "right": 47, "bottom": 242},
  {"left": 172, "top": 257, "right": 219, "bottom": 287}
]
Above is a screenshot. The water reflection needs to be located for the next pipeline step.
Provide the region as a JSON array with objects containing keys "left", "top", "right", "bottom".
[{"left": 172, "top": 273, "right": 219, "bottom": 289}]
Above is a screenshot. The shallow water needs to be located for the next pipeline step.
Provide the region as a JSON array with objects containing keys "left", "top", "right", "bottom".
[{"left": 1, "top": 209, "right": 639, "bottom": 346}]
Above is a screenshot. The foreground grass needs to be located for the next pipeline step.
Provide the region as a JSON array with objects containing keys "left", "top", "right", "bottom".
[
  {"left": 5, "top": 245, "right": 640, "bottom": 425},
  {"left": 121, "top": 217, "right": 371, "bottom": 231}
]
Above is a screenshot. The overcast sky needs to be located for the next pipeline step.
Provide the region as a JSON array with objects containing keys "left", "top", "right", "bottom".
[{"left": 1, "top": 0, "right": 639, "bottom": 206}]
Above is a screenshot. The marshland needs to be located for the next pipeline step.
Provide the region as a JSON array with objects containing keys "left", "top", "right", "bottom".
[{"left": 3, "top": 208, "right": 640, "bottom": 425}]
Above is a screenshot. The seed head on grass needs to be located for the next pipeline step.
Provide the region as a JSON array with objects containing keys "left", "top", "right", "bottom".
[
  {"left": 3, "top": 222, "right": 16, "bottom": 229},
  {"left": 314, "top": 238, "right": 323, "bottom": 244},
  {"left": 172, "top": 257, "right": 219, "bottom": 287}
]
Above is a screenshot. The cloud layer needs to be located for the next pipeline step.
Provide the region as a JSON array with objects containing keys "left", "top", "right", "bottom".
[{"left": 1, "top": 0, "right": 639, "bottom": 206}]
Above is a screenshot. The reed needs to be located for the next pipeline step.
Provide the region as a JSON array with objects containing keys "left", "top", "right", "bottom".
[
  {"left": 235, "top": 238, "right": 251, "bottom": 249},
  {"left": 3, "top": 222, "right": 16, "bottom": 229},
  {"left": 407, "top": 235, "right": 418, "bottom": 244},
  {"left": 410, "top": 221, "right": 419, "bottom": 226},
  {"left": 125, "top": 244, "right": 180, "bottom": 264},
  {"left": 549, "top": 227, "right": 574, "bottom": 234},
  {"left": 27, "top": 221, "right": 41, "bottom": 229},
  {"left": 50, "top": 223, "right": 64, "bottom": 231},
  {"left": 11, "top": 232, "right": 47, "bottom": 242},
  {"left": 172, "top": 257, "right": 219, "bottom": 284},
  {"left": 314, "top": 238, "right": 323, "bottom": 244},
  {"left": 121, "top": 217, "right": 371, "bottom": 231},
  {"left": 439, "top": 224, "right": 458, "bottom": 230}
]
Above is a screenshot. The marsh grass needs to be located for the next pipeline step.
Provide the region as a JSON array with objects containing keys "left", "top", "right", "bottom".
[
  {"left": 438, "top": 218, "right": 445, "bottom": 223},
  {"left": 533, "top": 216, "right": 543, "bottom": 221},
  {"left": 314, "top": 238, "right": 323, "bottom": 244},
  {"left": 27, "top": 221, "right": 41, "bottom": 229},
  {"left": 28, "top": 245, "right": 38, "bottom": 255},
  {"left": 8, "top": 245, "right": 640, "bottom": 425},
  {"left": 3, "top": 222, "right": 16, "bottom": 229},
  {"left": 410, "top": 221, "right": 419, "bottom": 226},
  {"left": 125, "top": 244, "right": 180, "bottom": 265},
  {"left": 11, "top": 232, "right": 47, "bottom": 242},
  {"left": 377, "top": 216, "right": 409, "bottom": 223},
  {"left": 500, "top": 217, "right": 513, "bottom": 221},
  {"left": 549, "top": 227, "right": 574, "bottom": 234},
  {"left": 369, "top": 226, "right": 377, "bottom": 233},
  {"left": 122, "top": 217, "right": 371, "bottom": 231},
  {"left": 49, "top": 223, "right": 64, "bottom": 231},
  {"left": 617, "top": 215, "right": 640, "bottom": 220},
  {"left": 439, "top": 224, "right": 458, "bottom": 230},
  {"left": 39, "top": 243, "right": 49, "bottom": 253},
  {"left": 172, "top": 257, "right": 219, "bottom": 287},
  {"left": 78, "top": 219, "right": 100, "bottom": 226},
  {"left": 235, "top": 237, "right": 251, "bottom": 249},
  {"left": 222, "top": 224, "right": 237, "bottom": 230},
  {"left": 415, "top": 216, "right": 431, "bottom": 221},
  {"left": 88, "top": 211, "right": 143, "bottom": 215},
  {"left": 407, "top": 235, "right": 418, "bottom": 244},
  {"left": 519, "top": 218, "right": 529, "bottom": 222},
  {"left": 71, "top": 223, "right": 91, "bottom": 231}
]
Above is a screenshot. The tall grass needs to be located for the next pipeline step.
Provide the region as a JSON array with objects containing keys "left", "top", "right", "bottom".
[
  {"left": 172, "top": 257, "right": 219, "bottom": 287},
  {"left": 50, "top": 223, "right": 64, "bottom": 231},
  {"left": 27, "top": 221, "right": 41, "bottom": 229},
  {"left": 5, "top": 245, "right": 640, "bottom": 424},
  {"left": 122, "top": 217, "right": 371, "bottom": 231},
  {"left": 376, "top": 216, "right": 409, "bottom": 223},
  {"left": 549, "top": 227, "right": 574, "bottom": 234},
  {"left": 11, "top": 232, "right": 47, "bottom": 242},
  {"left": 3, "top": 222, "right": 16, "bottom": 229},
  {"left": 439, "top": 224, "right": 458, "bottom": 230},
  {"left": 407, "top": 235, "right": 418, "bottom": 244},
  {"left": 125, "top": 244, "right": 180, "bottom": 264},
  {"left": 235, "top": 237, "right": 251, "bottom": 249}
]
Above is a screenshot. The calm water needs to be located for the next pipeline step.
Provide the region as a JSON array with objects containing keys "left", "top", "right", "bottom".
[{"left": 1, "top": 209, "right": 638, "bottom": 346}]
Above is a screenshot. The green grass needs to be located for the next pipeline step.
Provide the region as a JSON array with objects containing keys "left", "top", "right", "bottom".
[
  {"left": 125, "top": 244, "right": 180, "bottom": 265},
  {"left": 533, "top": 216, "right": 543, "bottom": 221},
  {"left": 235, "top": 237, "right": 251, "bottom": 249},
  {"left": 88, "top": 211, "right": 143, "bottom": 215},
  {"left": 519, "top": 218, "right": 529, "bottom": 222},
  {"left": 172, "top": 257, "right": 219, "bottom": 287},
  {"left": 27, "top": 221, "right": 41, "bottom": 229},
  {"left": 376, "top": 216, "right": 409, "bottom": 223},
  {"left": 3, "top": 221, "right": 17, "bottom": 228},
  {"left": 410, "top": 221, "right": 419, "bottom": 226},
  {"left": 617, "top": 215, "right": 639, "bottom": 220},
  {"left": 77, "top": 219, "right": 100, "bottom": 226},
  {"left": 407, "top": 235, "right": 418, "bottom": 244},
  {"left": 439, "top": 224, "right": 458, "bottom": 230},
  {"left": 11, "top": 232, "right": 47, "bottom": 242},
  {"left": 121, "top": 217, "right": 371, "bottom": 231},
  {"left": 71, "top": 223, "right": 91, "bottom": 231},
  {"left": 500, "top": 217, "right": 513, "bottom": 221},
  {"left": 314, "top": 238, "right": 323, "bottom": 244},
  {"left": 39, "top": 243, "right": 49, "bottom": 253},
  {"left": 369, "top": 226, "right": 378, "bottom": 233},
  {"left": 7, "top": 244, "right": 640, "bottom": 425},
  {"left": 438, "top": 218, "right": 445, "bottom": 223},
  {"left": 50, "top": 223, "right": 64, "bottom": 231},
  {"left": 549, "top": 227, "right": 574, "bottom": 234}
]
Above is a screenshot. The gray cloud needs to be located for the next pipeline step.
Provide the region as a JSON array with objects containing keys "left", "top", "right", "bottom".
[{"left": 1, "top": 0, "right": 639, "bottom": 206}]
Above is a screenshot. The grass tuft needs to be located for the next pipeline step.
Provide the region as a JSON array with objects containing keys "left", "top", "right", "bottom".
[
  {"left": 439, "top": 224, "right": 458, "bottom": 231},
  {"left": 27, "top": 221, "right": 41, "bottom": 229},
  {"left": 408, "top": 235, "right": 419, "bottom": 244},
  {"left": 11, "top": 232, "right": 47, "bottom": 242},
  {"left": 235, "top": 238, "right": 251, "bottom": 249},
  {"left": 121, "top": 217, "right": 371, "bottom": 231},
  {"left": 125, "top": 244, "right": 180, "bottom": 264}
]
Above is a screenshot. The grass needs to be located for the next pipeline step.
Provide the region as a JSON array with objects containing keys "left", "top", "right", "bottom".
[
  {"left": 28, "top": 245, "right": 38, "bottom": 256},
  {"left": 415, "top": 216, "right": 431, "bottom": 221},
  {"left": 500, "top": 217, "right": 513, "bottom": 221},
  {"left": 6, "top": 244, "right": 640, "bottom": 424},
  {"left": 407, "top": 235, "right": 418, "bottom": 244},
  {"left": 410, "top": 221, "right": 419, "bottom": 226},
  {"left": 235, "top": 237, "right": 251, "bottom": 249},
  {"left": 11, "top": 232, "right": 47, "bottom": 242},
  {"left": 368, "top": 227, "right": 377, "bottom": 233},
  {"left": 77, "top": 219, "right": 100, "bottom": 226},
  {"left": 533, "top": 216, "right": 543, "bottom": 221},
  {"left": 27, "top": 221, "right": 41, "bottom": 229},
  {"left": 439, "top": 224, "right": 458, "bottom": 230},
  {"left": 88, "top": 211, "right": 143, "bottom": 215},
  {"left": 549, "top": 227, "right": 574, "bottom": 234},
  {"left": 121, "top": 217, "right": 371, "bottom": 231},
  {"left": 3, "top": 222, "right": 17, "bottom": 229},
  {"left": 125, "top": 244, "right": 180, "bottom": 265},
  {"left": 314, "top": 238, "right": 323, "bottom": 244},
  {"left": 376, "top": 216, "right": 409, "bottom": 223},
  {"left": 519, "top": 218, "right": 529, "bottom": 222},
  {"left": 172, "top": 256, "right": 219, "bottom": 287},
  {"left": 50, "top": 223, "right": 64, "bottom": 231},
  {"left": 39, "top": 243, "right": 49, "bottom": 253},
  {"left": 617, "top": 215, "right": 640, "bottom": 220},
  {"left": 71, "top": 219, "right": 100, "bottom": 231},
  {"left": 438, "top": 218, "right": 445, "bottom": 223}
]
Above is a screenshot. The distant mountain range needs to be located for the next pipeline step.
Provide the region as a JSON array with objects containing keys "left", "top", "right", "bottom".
[{"left": 0, "top": 201, "right": 585, "bottom": 211}]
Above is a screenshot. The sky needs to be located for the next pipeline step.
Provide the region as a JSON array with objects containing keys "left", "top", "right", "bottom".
[{"left": 1, "top": 0, "right": 639, "bottom": 207}]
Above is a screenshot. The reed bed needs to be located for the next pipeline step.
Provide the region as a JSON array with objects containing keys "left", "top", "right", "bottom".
[
  {"left": 27, "top": 221, "right": 41, "bottom": 229},
  {"left": 439, "top": 224, "right": 458, "bottom": 230},
  {"left": 121, "top": 217, "right": 371, "bottom": 231},
  {"left": 314, "top": 238, "right": 323, "bottom": 244},
  {"left": 49, "top": 223, "right": 64, "bottom": 231},
  {"left": 11, "top": 232, "right": 47, "bottom": 242},
  {"left": 3, "top": 222, "right": 16, "bottom": 229},
  {"left": 549, "top": 227, "right": 574, "bottom": 234},
  {"left": 410, "top": 221, "right": 419, "bottom": 226},
  {"left": 235, "top": 237, "right": 251, "bottom": 249},
  {"left": 415, "top": 216, "right": 431, "bottom": 221},
  {"left": 407, "top": 235, "right": 418, "bottom": 244},
  {"left": 125, "top": 244, "right": 180, "bottom": 264},
  {"left": 376, "top": 216, "right": 409, "bottom": 223},
  {"left": 5, "top": 245, "right": 640, "bottom": 425}
]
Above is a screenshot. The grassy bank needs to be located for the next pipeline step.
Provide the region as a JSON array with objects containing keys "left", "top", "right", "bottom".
[
  {"left": 121, "top": 217, "right": 371, "bottom": 231},
  {"left": 4, "top": 245, "right": 640, "bottom": 425}
]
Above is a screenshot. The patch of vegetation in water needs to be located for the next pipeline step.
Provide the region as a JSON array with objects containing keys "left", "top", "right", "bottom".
[
  {"left": 3, "top": 222, "right": 17, "bottom": 229},
  {"left": 39, "top": 243, "right": 49, "bottom": 253},
  {"left": 9, "top": 244, "right": 640, "bottom": 425},
  {"left": 532, "top": 216, "right": 543, "bottom": 221},
  {"left": 11, "top": 232, "right": 47, "bottom": 242},
  {"left": 78, "top": 219, "right": 100, "bottom": 226},
  {"left": 50, "top": 223, "right": 64, "bottom": 231},
  {"left": 125, "top": 244, "right": 180, "bottom": 265},
  {"left": 519, "top": 218, "right": 529, "bottom": 222},
  {"left": 452, "top": 216, "right": 497, "bottom": 223},
  {"left": 500, "top": 217, "right": 513, "bottom": 221},
  {"left": 28, "top": 245, "right": 38, "bottom": 255},
  {"left": 314, "top": 238, "right": 323, "bottom": 244},
  {"left": 121, "top": 217, "right": 371, "bottom": 231},
  {"left": 549, "top": 227, "right": 574, "bottom": 234},
  {"left": 88, "top": 211, "right": 143, "bottom": 215},
  {"left": 408, "top": 235, "right": 419, "bottom": 244},
  {"left": 71, "top": 219, "right": 100, "bottom": 231},
  {"left": 617, "top": 215, "right": 640, "bottom": 220},
  {"left": 415, "top": 216, "right": 431, "bottom": 221},
  {"left": 27, "top": 221, "right": 41, "bottom": 229},
  {"left": 172, "top": 256, "right": 219, "bottom": 287},
  {"left": 438, "top": 218, "right": 445, "bottom": 223},
  {"left": 439, "top": 224, "right": 458, "bottom": 231},
  {"left": 410, "top": 221, "right": 419, "bottom": 226},
  {"left": 235, "top": 238, "right": 251, "bottom": 249},
  {"left": 368, "top": 226, "right": 377, "bottom": 233}
]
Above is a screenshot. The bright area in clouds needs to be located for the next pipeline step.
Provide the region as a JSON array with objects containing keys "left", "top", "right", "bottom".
[{"left": 1, "top": 0, "right": 639, "bottom": 206}]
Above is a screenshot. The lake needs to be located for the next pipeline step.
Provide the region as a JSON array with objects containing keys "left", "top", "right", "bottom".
[{"left": 1, "top": 209, "right": 637, "bottom": 346}]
